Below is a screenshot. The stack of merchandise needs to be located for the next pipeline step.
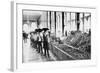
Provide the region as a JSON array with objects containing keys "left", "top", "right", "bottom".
[{"left": 63, "top": 31, "right": 91, "bottom": 53}]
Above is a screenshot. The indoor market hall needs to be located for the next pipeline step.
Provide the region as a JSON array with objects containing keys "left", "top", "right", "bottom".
[{"left": 22, "top": 10, "right": 91, "bottom": 63}]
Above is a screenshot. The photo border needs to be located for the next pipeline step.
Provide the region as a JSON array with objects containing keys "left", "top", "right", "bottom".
[{"left": 11, "top": 1, "right": 97, "bottom": 71}]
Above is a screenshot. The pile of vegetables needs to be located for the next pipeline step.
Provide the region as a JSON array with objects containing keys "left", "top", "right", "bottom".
[{"left": 63, "top": 31, "right": 91, "bottom": 53}]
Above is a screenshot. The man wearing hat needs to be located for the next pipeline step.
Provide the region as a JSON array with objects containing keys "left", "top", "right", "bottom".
[
  {"left": 42, "top": 28, "right": 50, "bottom": 57},
  {"left": 36, "top": 29, "right": 43, "bottom": 54}
]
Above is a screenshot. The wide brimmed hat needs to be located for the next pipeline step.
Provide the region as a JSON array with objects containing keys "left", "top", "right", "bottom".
[
  {"left": 35, "top": 28, "right": 43, "bottom": 32},
  {"left": 42, "top": 28, "right": 49, "bottom": 31}
]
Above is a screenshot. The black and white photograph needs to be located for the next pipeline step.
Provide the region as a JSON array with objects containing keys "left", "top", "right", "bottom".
[
  {"left": 22, "top": 10, "right": 91, "bottom": 63},
  {"left": 0, "top": 0, "right": 98, "bottom": 72}
]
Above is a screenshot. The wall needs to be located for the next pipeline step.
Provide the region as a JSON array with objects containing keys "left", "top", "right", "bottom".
[{"left": 0, "top": 0, "right": 100, "bottom": 73}]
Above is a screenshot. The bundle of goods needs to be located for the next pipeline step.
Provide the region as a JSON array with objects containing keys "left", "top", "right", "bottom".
[
  {"left": 62, "top": 31, "right": 91, "bottom": 53},
  {"left": 49, "top": 31, "right": 91, "bottom": 60},
  {"left": 63, "top": 31, "right": 82, "bottom": 46}
]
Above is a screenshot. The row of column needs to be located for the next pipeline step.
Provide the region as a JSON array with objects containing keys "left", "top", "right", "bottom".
[{"left": 47, "top": 11, "right": 91, "bottom": 37}]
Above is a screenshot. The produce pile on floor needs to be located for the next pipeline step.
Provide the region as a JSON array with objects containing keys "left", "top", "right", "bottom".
[
  {"left": 63, "top": 31, "right": 91, "bottom": 53},
  {"left": 50, "top": 31, "right": 91, "bottom": 60}
]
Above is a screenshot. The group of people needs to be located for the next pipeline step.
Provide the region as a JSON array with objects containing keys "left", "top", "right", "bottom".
[{"left": 23, "top": 28, "right": 51, "bottom": 57}]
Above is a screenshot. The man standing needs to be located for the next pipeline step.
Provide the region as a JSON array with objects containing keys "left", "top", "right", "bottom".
[
  {"left": 38, "top": 32, "right": 43, "bottom": 54},
  {"left": 43, "top": 30, "right": 49, "bottom": 57}
]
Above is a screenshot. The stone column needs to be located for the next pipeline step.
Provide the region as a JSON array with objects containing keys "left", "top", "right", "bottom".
[
  {"left": 62, "top": 12, "right": 64, "bottom": 36},
  {"left": 76, "top": 13, "right": 80, "bottom": 31},
  {"left": 54, "top": 12, "right": 56, "bottom": 36}
]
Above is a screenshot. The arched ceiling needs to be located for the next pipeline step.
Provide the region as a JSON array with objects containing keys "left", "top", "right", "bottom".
[{"left": 23, "top": 10, "right": 44, "bottom": 21}]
